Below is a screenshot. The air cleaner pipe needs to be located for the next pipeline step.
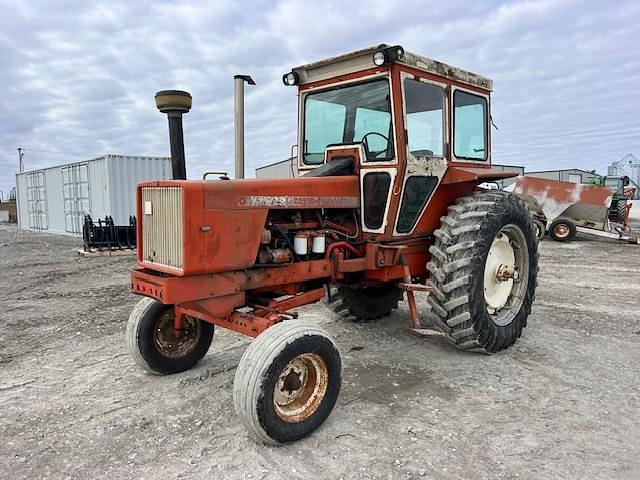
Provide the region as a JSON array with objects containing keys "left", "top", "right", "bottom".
[{"left": 155, "top": 90, "right": 192, "bottom": 180}]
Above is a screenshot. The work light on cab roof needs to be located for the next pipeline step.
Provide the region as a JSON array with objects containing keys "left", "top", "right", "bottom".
[{"left": 126, "top": 43, "right": 539, "bottom": 446}]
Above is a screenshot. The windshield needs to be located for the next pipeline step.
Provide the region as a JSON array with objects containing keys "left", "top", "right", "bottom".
[
  {"left": 303, "top": 78, "right": 394, "bottom": 165},
  {"left": 604, "top": 177, "right": 621, "bottom": 189}
]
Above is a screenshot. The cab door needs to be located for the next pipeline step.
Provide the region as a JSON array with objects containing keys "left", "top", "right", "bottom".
[
  {"left": 357, "top": 90, "right": 398, "bottom": 235},
  {"left": 393, "top": 72, "right": 448, "bottom": 236}
]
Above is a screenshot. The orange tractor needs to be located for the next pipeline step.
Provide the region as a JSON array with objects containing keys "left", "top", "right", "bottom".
[{"left": 127, "top": 45, "right": 539, "bottom": 444}]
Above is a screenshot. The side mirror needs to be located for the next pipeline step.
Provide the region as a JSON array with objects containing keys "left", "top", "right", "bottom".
[{"left": 623, "top": 176, "right": 630, "bottom": 186}]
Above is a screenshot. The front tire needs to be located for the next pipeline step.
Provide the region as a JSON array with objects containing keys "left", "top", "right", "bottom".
[
  {"left": 426, "top": 191, "right": 539, "bottom": 353},
  {"left": 126, "top": 297, "right": 214, "bottom": 375},
  {"left": 233, "top": 321, "right": 342, "bottom": 444}
]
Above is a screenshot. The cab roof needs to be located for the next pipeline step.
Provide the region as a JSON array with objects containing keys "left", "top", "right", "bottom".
[{"left": 291, "top": 44, "right": 493, "bottom": 91}]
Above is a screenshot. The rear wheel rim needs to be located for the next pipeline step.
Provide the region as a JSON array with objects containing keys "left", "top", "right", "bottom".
[
  {"left": 483, "top": 224, "right": 529, "bottom": 326},
  {"left": 154, "top": 311, "right": 201, "bottom": 358},
  {"left": 273, "top": 353, "right": 328, "bottom": 423}
]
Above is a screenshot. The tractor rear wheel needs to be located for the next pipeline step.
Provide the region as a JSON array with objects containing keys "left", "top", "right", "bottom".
[
  {"left": 426, "top": 190, "right": 538, "bottom": 353},
  {"left": 126, "top": 297, "right": 214, "bottom": 375},
  {"left": 609, "top": 199, "right": 628, "bottom": 224},
  {"left": 549, "top": 218, "right": 577, "bottom": 242},
  {"left": 328, "top": 284, "right": 403, "bottom": 322},
  {"left": 233, "top": 320, "right": 342, "bottom": 444}
]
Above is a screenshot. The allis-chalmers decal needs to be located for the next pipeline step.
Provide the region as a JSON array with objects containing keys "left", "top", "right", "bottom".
[{"left": 237, "top": 195, "right": 359, "bottom": 208}]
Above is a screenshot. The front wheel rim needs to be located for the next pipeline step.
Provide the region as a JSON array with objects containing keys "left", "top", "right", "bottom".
[
  {"left": 154, "top": 311, "right": 201, "bottom": 358},
  {"left": 483, "top": 224, "right": 529, "bottom": 326},
  {"left": 273, "top": 353, "right": 329, "bottom": 423}
]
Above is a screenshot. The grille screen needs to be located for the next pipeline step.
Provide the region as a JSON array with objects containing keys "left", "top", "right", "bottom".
[{"left": 141, "top": 186, "right": 183, "bottom": 271}]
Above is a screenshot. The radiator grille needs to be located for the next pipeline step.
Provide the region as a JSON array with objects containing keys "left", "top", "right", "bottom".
[{"left": 141, "top": 186, "right": 183, "bottom": 271}]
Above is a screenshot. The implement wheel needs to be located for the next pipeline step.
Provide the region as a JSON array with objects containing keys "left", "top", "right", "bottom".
[
  {"left": 328, "top": 284, "right": 403, "bottom": 322},
  {"left": 532, "top": 217, "right": 546, "bottom": 240},
  {"left": 233, "top": 321, "right": 342, "bottom": 444},
  {"left": 427, "top": 190, "right": 539, "bottom": 353},
  {"left": 549, "top": 218, "right": 576, "bottom": 242},
  {"left": 126, "top": 297, "right": 214, "bottom": 375}
]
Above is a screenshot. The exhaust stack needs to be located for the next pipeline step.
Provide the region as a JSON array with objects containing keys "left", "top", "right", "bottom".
[
  {"left": 234, "top": 75, "right": 255, "bottom": 179},
  {"left": 155, "top": 90, "right": 192, "bottom": 180}
]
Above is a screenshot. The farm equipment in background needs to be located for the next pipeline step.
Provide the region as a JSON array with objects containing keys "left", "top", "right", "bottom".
[
  {"left": 511, "top": 176, "right": 638, "bottom": 243},
  {"left": 584, "top": 175, "right": 634, "bottom": 223},
  {"left": 82, "top": 215, "right": 137, "bottom": 251},
  {"left": 126, "top": 44, "right": 539, "bottom": 444}
]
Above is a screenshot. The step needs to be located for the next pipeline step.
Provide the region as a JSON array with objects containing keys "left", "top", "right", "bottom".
[
  {"left": 399, "top": 283, "right": 433, "bottom": 293},
  {"left": 408, "top": 328, "right": 447, "bottom": 339}
]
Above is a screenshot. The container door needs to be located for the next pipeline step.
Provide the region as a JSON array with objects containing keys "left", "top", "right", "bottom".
[
  {"left": 26, "top": 171, "right": 48, "bottom": 230},
  {"left": 62, "top": 163, "right": 90, "bottom": 234}
]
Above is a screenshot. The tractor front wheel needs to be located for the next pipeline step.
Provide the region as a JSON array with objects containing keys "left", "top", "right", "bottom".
[
  {"left": 126, "top": 297, "right": 214, "bottom": 375},
  {"left": 233, "top": 320, "right": 342, "bottom": 444},
  {"left": 426, "top": 190, "right": 539, "bottom": 353}
]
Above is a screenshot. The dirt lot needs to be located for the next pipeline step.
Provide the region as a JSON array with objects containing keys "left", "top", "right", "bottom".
[{"left": 1, "top": 223, "right": 639, "bottom": 480}]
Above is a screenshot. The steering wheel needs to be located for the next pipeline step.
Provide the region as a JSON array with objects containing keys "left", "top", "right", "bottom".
[{"left": 361, "top": 132, "right": 390, "bottom": 159}]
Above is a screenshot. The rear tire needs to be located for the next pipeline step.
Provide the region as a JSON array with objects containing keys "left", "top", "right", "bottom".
[
  {"left": 549, "top": 218, "right": 577, "bottom": 242},
  {"left": 426, "top": 191, "right": 539, "bottom": 353},
  {"left": 328, "top": 284, "right": 402, "bottom": 322},
  {"left": 126, "top": 297, "right": 214, "bottom": 375},
  {"left": 609, "top": 199, "right": 628, "bottom": 224},
  {"left": 233, "top": 321, "right": 342, "bottom": 444}
]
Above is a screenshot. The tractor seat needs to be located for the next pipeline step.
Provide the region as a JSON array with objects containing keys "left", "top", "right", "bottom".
[
  {"left": 304, "top": 157, "right": 355, "bottom": 177},
  {"left": 410, "top": 149, "right": 434, "bottom": 157}
]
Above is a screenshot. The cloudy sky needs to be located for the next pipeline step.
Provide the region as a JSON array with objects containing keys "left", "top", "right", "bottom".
[{"left": 1, "top": 0, "right": 639, "bottom": 198}]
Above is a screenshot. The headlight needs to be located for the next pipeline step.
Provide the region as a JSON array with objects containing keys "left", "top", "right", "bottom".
[
  {"left": 373, "top": 51, "right": 386, "bottom": 66},
  {"left": 282, "top": 71, "right": 299, "bottom": 86},
  {"left": 372, "top": 45, "right": 405, "bottom": 66}
]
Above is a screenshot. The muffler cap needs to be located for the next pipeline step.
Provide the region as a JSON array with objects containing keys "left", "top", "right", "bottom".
[{"left": 154, "top": 90, "right": 192, "bottom": 114}]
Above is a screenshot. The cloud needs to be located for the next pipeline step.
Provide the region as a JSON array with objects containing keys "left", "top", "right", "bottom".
[{"left": 0, "top": 0, "right": 638, "bottom": 199}]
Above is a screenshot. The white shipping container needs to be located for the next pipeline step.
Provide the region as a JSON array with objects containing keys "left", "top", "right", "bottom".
[{"left": 16, "top": 154, "right": 171, "bottom": 236}]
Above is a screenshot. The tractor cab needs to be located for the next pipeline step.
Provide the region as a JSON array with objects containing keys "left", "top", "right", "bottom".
[
  {"left": 603, "top": 175, "right": 631, "bottom": 194},
  {"left": 282, "top": 45, "right": 509, "bottom": 239}
]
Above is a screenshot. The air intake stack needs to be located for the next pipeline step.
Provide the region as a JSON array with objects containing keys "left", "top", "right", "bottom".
[{"left": 155, "top": 90, "right": 192, "bottom": 180}]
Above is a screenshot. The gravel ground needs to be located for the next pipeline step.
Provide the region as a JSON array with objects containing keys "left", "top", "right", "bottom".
[{"left": 1, "top": 223, "right": 639, "bottom": 480}]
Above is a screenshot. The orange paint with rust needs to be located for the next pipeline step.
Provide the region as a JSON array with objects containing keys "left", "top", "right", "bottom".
[{"left": 136, "top": 177, "right": 359, "bottom": 276}]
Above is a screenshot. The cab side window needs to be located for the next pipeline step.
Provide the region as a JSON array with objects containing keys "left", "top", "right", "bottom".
[{"left": 453, "top": 90, "right": 487, "bottom": 160}]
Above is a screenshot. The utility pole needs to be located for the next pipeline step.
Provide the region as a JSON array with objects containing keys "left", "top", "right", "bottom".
[{"left": 17, "top": 147, "right": 24, "bottom": 172}]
